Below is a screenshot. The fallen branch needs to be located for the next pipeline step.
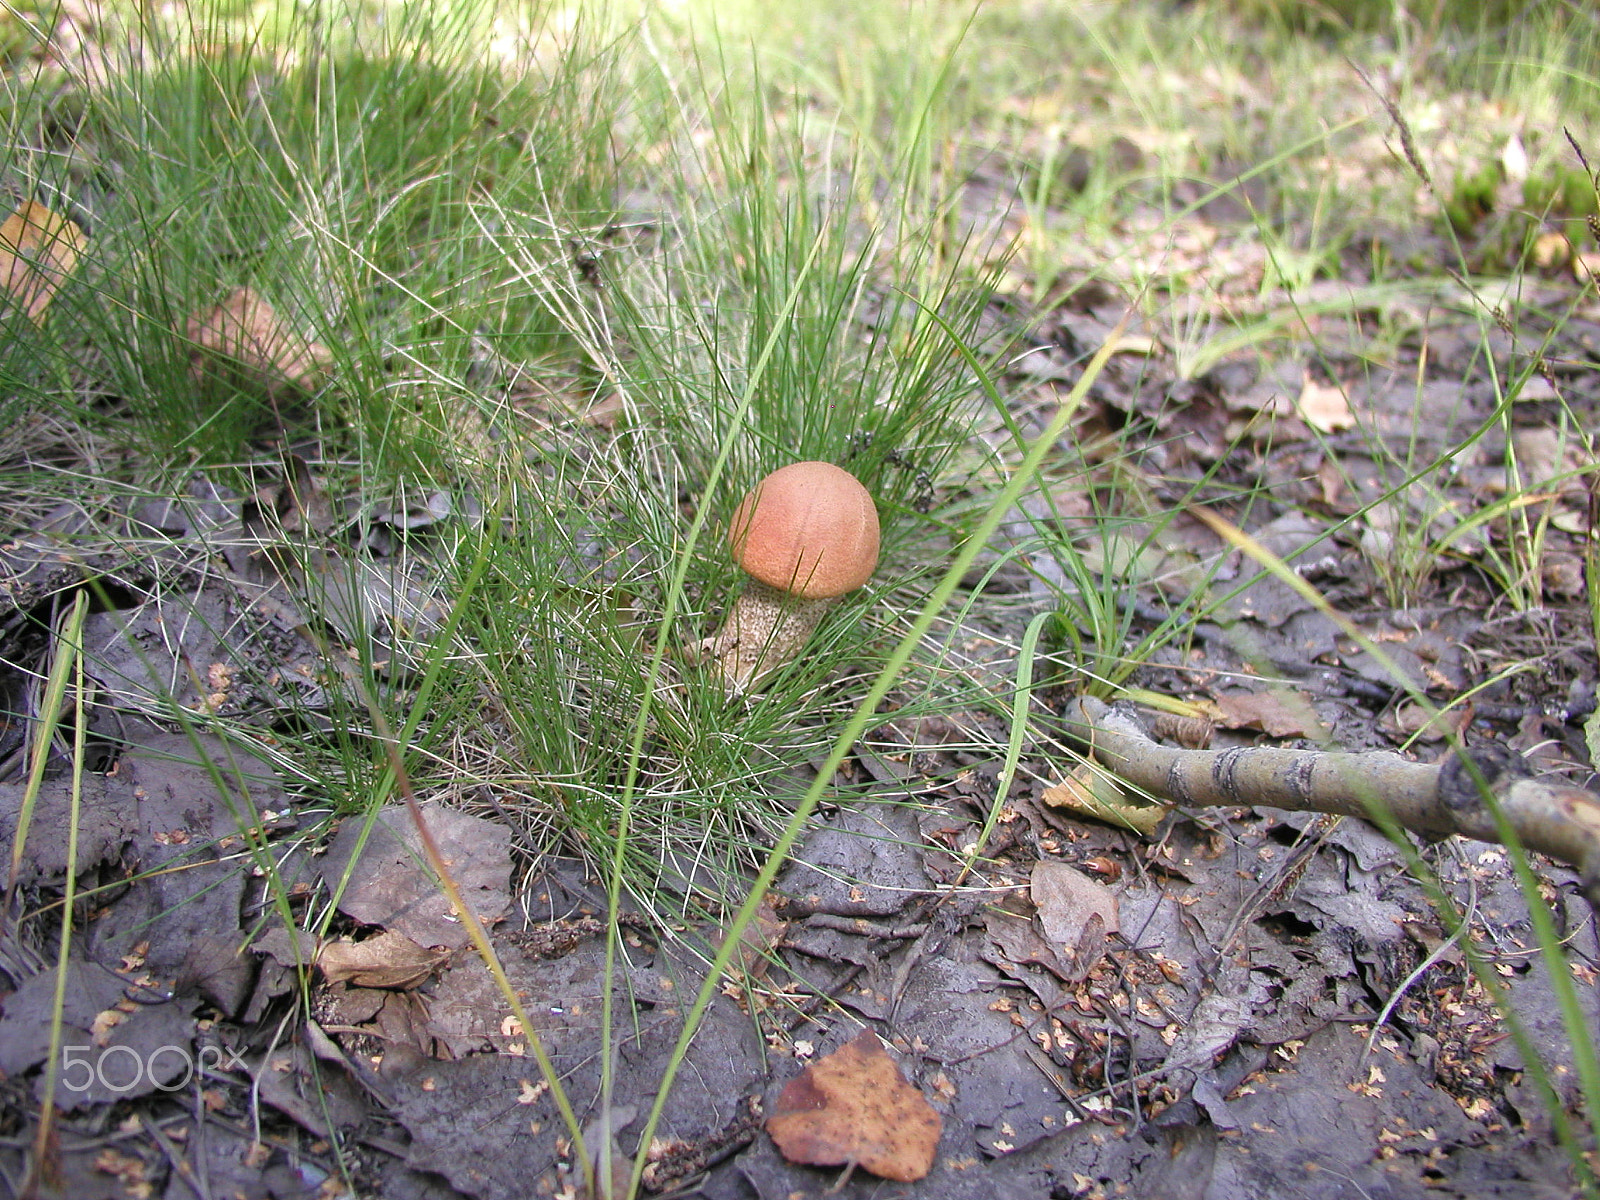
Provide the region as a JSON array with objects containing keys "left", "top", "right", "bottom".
[{"left": 1064, "top": 696, "right": 1600, "bottom": 904}]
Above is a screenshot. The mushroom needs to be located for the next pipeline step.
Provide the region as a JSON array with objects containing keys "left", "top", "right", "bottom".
[{"left": 707, "top": 461, "right": 880, "bottom": 689}]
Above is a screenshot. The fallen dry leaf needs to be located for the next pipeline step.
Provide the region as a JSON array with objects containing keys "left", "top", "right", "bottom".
[
  {"left": 254, "top": 926, "right": 318, "bottom": 968},
  {"left": 317, "top": 802, "right": 513, "bottom": 951},
  {"left": 0, "top": 200, "right": 85, "bottom": 323},
  {"left": 1206, "top": 688, "right": 1328, "bottom": 739},
  {"left": 1149, "top": 710, "right": 1214, "bottom": 748},
  {"left": 1379, "top": 700, "right": 1467, "bottom": 744},
  {"left": 1030, "top": 860, "right": 1119, "bottom": 975},
  {"left": 513, "top": 375, "right": 630, "bottom": 431},
  {"left": 766, "top": 1027, "right": 942, "bottom": 1182},
  {"left": 1530, "top": 229, "right": 1571, "bottom": 270},
  {"left": 318, "top": 930, "right": 448, "bottom": 989},
  {"left": 186, "top": 285, "right": 333, "bottom": 399},
  {"left": 1040, "top": 764, "right": 1165, "bottom": 834},
  {"left": 716, "top": 892, "right": 788, "bottom": 983},
  {"left": 1510, "top": 425, "right": 1590, "bottom": 504},
  {"left": 1296, "top": 373, "right": 1355, "bottom": 433},
  {"left": 983, "top": 898, "right": 1075, "bottom": 994}
]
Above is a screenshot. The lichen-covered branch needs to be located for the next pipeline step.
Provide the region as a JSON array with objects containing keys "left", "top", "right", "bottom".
[{"left": 1064, "top": 696, "right": 1600, "bottom": 902}]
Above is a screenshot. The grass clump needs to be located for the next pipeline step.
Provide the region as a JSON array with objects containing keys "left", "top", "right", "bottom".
[{"left": 1, "top": 0, "right": 613, "bottom": 473}]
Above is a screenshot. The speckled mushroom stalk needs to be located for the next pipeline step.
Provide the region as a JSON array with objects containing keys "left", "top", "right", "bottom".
[
  {"left": 708, "top": 461, "right": 880, "bottom": 690},
  {"left": 711, "top": 580, "right": 839, "bottom": 688}
]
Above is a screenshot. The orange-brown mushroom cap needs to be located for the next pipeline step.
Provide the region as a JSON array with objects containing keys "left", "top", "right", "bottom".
[{"left": 729, "top": 462, "right": 880, "bottom": 600}]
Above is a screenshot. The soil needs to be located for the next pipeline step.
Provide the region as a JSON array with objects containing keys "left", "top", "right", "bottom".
[
  {"left": 4, "top": 261, "right": 1599, "bottom": 1198},
  {"left": 4, "top": 17, "right": 1600, "bottom": 1200}
]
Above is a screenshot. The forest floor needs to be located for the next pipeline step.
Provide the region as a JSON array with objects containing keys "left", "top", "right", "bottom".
[{"left": 2, "top": 2, "right": 1599, "bottom": 1198}]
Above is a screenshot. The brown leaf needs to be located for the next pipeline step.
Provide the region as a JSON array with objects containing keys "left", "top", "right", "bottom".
[
  {"left": 1379, "top": 700, "right": 1468, "bottom": 744},
  {"left": 186, "top": 285, "right": 332, "bottom": 398},
  {"left": 0, "top": 201, "right": 85, "bottom": 323},
  {"left": 1510, "top": 426, "right": 1590, "bottom": 504},
  {"left": 766, "top": 1027, "right": 942, "bottom": 1182},
  {"left": 368, "top": 988, "right": 436, "bottom": 1053},
  {"left": 176, "top": 933, "right": 255, "bottom": 1016},
  {"left": 982, "top": 903, "right": 1073, "bottom": 996},
  {"left": 1149, "top": 711, "right": 1214, "bottom": 748},
  {"left": 317, "top": 802, "right": 513, "bottom": 951},
  {"left": 1031, "top": 861, "right": 1119, "bottom": 950},
  {"left": 254, "top": 925, "right": 318, "bottom": 968},
  {"left": 1296, "top": 373, "right": 1354, "bottom": 433},
  {"left": 318, "top": 930, "right": 448, "bottom": 989},
  {"left": 717, "top": 892, "right": 787, "bottom": 983},
  {"left": 1207, "top": 689, "right": 1328, "bottom": 739},
  {"left": 1040, "top": 765, "right": 1165, "bottom": 834},
  {"left": 1531, "top": 229, "right": 1572, "bottom": 270},
  {"left": 511, "top": 375, "right": 628, "bottom": 431}
]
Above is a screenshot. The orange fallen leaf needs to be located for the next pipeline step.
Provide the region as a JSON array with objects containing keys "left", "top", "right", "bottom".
[
  {"left": 1040, "top": 764, "right": 1165, "bottom": 834},
  {"left": 0, "top": 201, "right": 86, "bottom": 323},
  {"left": 186, "top": 285, "right": 332, "bottom": 398},
  {"left": 766, "top": 1027, "right": 942, "bottom": 1182}
]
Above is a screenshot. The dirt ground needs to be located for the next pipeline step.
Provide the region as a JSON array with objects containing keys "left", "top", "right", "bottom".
[
  {"left": 4, "top": 4, "right": 1600, "bottom": 1182},
  {"left": 4, "top": 243, "right": 1600, "bottom": 1199}
]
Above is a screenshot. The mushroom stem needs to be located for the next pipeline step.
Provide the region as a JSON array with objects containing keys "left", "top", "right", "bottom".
[{"left": 710, "top": 579, "right": 837, "bottom": 689}]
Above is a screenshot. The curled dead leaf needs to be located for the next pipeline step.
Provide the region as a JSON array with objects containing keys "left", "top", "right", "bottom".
[
  {"left": 1082, "top": 854, "right": 1123, "bottom": 882},
  {"left": 1150, "top": 711, "right": 1214, "bottom": 748},
  {"left": 317, "top": 930, "right": 448, "bottom": 990},
  {"left": 1040, "top": 764, "right": 1165, "bottom": 834},
  {"left": 766, "top": 1027, "right": 942, "bottom": 1182}
]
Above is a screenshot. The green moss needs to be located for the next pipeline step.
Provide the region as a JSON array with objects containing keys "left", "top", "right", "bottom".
[
  {"left": 1523, "top": 165, "right": 1598, "bottom": 218},
  {"left": 1444, "top": 161, "right": 1502, "bottom": 236}
]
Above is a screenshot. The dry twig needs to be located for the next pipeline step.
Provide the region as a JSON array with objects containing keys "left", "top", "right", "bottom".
[{"left": 1065, "top": 696, "right": 1600, "bottom": 903}]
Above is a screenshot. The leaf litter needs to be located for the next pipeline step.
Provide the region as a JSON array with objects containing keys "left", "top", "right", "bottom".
[
  {"left": 4, "top": 15, "right": 1600, "bottom": 1200},
  {"left": 3, "top": 310, "right": 1597, "bottom": 1200}
]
